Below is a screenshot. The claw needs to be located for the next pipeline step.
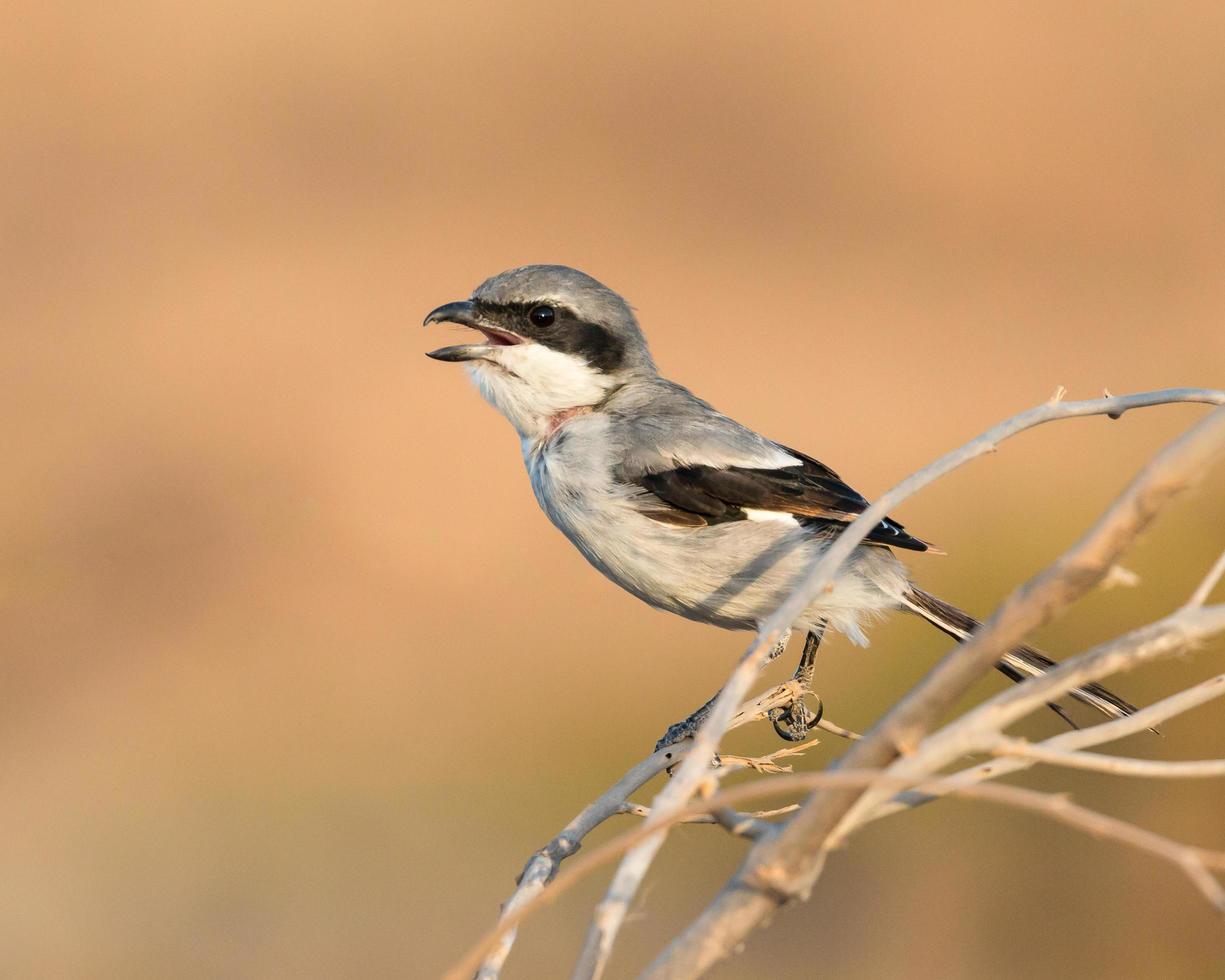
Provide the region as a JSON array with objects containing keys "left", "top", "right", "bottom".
[{"left": 770, "top": 694, "right": 823, "bottom": 742}]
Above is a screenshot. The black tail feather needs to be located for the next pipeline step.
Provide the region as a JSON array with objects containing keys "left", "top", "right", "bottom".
[{"left": 901, "top": 587, "right": 1140, "bottom": 726}]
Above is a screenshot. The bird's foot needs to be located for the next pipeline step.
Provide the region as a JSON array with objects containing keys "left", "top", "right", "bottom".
[
  {"left": 769, "top": 693, "right": 822, "bottom": 742},
  {"left": 654, "top": 712, "right": 707, "bottom": 754},
  {"left": 654, "top": 699, "right": 724, "bottom": 772}
]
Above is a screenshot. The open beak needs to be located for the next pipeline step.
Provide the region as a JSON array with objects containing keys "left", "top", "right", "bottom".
[{"left": 423, "top": 300, "right": 525, "bottom": 361}]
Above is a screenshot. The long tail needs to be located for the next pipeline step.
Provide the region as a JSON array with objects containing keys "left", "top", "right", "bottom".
[{"left": 900, "top": 586, "right": 1138, "bottom": 725}]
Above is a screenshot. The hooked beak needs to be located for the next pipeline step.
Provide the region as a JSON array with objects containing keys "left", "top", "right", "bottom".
[{"left": 423, "top": 300, "right": 525, "bottom": 361}]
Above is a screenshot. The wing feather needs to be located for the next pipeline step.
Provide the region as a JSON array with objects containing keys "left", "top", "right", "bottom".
[
  {"left": 602, "top": 379, "right": 937, "bottom": 552},
  {"left": 627, "top": 449, "right": 933, "bottom": 551}
]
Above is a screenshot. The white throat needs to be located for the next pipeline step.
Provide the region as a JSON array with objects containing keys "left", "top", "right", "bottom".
[{"left": 466, "top": 343, "right": 615, "bottom": 440}]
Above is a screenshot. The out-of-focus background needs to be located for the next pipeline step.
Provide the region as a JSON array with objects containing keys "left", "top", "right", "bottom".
[{"left": 3, "top": 3, "right": 1224, "bottom": 977}]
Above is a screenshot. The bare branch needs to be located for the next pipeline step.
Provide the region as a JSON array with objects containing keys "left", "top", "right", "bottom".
[
  {"left": 991, "top": 737, "right": 1225, "bottom": 778},
  {"left": 471, "top": 678, "right": 813, "bottom": 979},
  {"left": 909, "top": 781, "right": 1225, "bottom": 912},
  {"left": 472, "top": 744, "right": 686, "bottom": 980},
  {"left": 615, "top": 801, "right": 800, "bottom": 825},
  {"left": 640, "top": 399, "right": 1225, "bottom": 980},
  {"left": 707, "top": 806, "right": 774, "bottom": 842},
  {"left": 578, "top": 391, "right": 1225, "bottom": 979},
  {"left": 720, "top": 738, "right": 820, "bottom": 775},
  {"left": 815, "top": 717, "right": 863, "bottom": 740},
  {"left": 749, "top": 389, "right": 1225, "bottom": 684},
  {"left": 445, "top": 766, "right": 1225, "bottom": 980},
  {"left": 700, "top": 778, "right": 1225, "bottom": 911},
  {"left": 874, "top": 674, "right": 1225, "bottom": 820},
  {"left": 455, "top": 390, "right": 1225, "bottom": 980},
  {"left": 1099, "top": 563, "right": 1142, "bottom": 590},
  {"left": 1187, "top": 547, "right": 1225, "bottom": 608},
  {"left": 837, "top": 603, "right": 1225, "bottom": 827},
  {"left": 569, "top": 632, "right": 793, "bottom": 980}
]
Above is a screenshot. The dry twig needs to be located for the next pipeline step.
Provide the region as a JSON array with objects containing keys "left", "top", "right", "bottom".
[
  {"left": 446, "top": 766, "right": 1225, "bottom": 980},
  {"left": 448, "top": 388, "right": 1225, "bottom": 980},
  {"left": 872, "top": 673, "right": 1225, "bottom": 821},
  {"left": 471, "top": 680, "right": 816, "bottom": 978},
  {"left": 989, "top": 737, "right": 1225, "bottom": 778},
  {"left": 639, "top": 396, "right": 1225, "bottom": 979}
]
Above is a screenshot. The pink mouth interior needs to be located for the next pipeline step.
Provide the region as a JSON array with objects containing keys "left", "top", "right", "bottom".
[{"left": 477, "top": 327, "right": 523, "bottom": 346}]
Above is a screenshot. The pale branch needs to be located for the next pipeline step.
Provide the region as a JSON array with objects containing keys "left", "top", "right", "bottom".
[
  {"left": 829, "top": 412, "right": 1225, "bottom": 844},
  {"left": 471, "top": 679, "right": 815, "bottom": 979},
  {"left": 707, "top": 805, "right": 774, "bottom": 842},
  {"left": 720, "top": 738, "right": 821, "bottom": 775},
  {"left": 455, "top": 390, "right": 1224, "bottom": 980},
  {"left": 1100, "top": 563, "right": 1142, "bottom": 589},
  {"left": 990, "top": 737, "right": 1225, "bottom": 778},
  {"left": 872, "top": 673, "right": 1225, "bottom": 820},
  {"left": 747, "top": 388, "right": 1225, "bottom": 691},
  {"left": 472, "top": 744, "right": 687, "bottom": 980},
  {"left": 904, "top": 780, "right": 1225, "bottom": 912},
  {"left": 446, "top": 766, "right": 1225, "bottom": 980},
  {"left": 615, "top": 802, "right": 800, "bottom": 825},
  {"left": 831, "top": 602, "right": 1225, "bottom": 843},
  {"left": 639, "top": 398, "right": 1225, "bottom": 980},
  {"left": 631, "top": 739, "right": 823, "bottom": 842},
  {"left": 633, "top": 780, "right": 1225, "bottom": 980},
  {"left": 576, "top": 390, "right": 1225, "bottom": 979},
  {"left": 1187, "top": 547, "right": 1225, "bottom": 609},
  {"left": 815, "top": 717, "right": 862, "bottom": 740},
  {"left": 569, "top": 630, "right": 795, "bottom": 980}
]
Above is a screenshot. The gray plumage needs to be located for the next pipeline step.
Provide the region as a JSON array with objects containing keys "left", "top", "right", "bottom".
[
  {"left": 423, "top": 264, "right": 1137, "bottom": 723},
  {"left": 527, "top": 375, "right": 908, "bottom": 641}
]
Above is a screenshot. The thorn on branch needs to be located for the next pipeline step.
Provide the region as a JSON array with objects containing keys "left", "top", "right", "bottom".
[
  {"left": 1101, "top": 564, "right": 1142, "bottom": 590},
  {"left": 816, "top": 717, "right": 863, "bottom": 740},
  {"left": 1186, "top": 549, "right": 1225, "bottom": 609}
]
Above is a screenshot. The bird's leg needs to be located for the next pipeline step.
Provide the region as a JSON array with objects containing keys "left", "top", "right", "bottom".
[
  {"left": 769, "top": 622, "right": 825, "bottom": 742},
  {"left": 654, "top": 630, "right": 792, "bottom": 753}
]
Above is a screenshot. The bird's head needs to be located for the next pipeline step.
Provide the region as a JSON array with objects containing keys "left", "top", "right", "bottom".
[{"left": 424, "top": 265, "right": 656, "bottom": 439}]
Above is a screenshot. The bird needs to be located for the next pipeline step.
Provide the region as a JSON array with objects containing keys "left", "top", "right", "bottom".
[{"left": 422, "top": 264, "right": 1137, "bottom": 747}]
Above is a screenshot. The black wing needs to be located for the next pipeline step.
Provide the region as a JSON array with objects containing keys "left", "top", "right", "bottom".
[{"left": 630, "top": 445, "right": 935, "bottom": 552}]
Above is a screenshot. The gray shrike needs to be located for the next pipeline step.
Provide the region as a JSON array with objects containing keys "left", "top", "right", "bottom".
[{"left": 424, "top": 265, "right": 1135, "bottom": 746}]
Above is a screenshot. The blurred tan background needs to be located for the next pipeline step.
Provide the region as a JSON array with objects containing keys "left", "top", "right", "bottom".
[{"left": 3, "top": 2, "right": 1225, "bottom": 977}]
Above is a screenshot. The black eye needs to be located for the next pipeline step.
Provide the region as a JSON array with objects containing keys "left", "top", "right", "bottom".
[{"left": 529, "top": 305, "right": 555, "bottom": 328}]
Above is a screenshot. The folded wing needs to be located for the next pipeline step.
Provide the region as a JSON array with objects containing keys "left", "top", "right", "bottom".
[{"left": 623, "top": 442, "right": 935, "bottom": 552}]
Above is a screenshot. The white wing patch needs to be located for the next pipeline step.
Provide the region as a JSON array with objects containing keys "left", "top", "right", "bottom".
[{"left": 742, "top": 508, "right": 800, "bottom": 526}]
